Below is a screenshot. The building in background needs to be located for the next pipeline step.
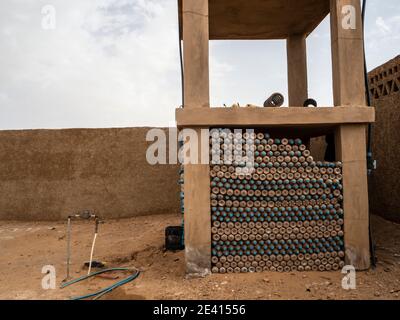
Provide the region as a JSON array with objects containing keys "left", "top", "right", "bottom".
[{"left": 368, "top": 55, "right": 400, "bottom": 223}]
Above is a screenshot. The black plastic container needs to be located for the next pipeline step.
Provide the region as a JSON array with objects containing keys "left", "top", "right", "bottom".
[{"left": 165, "top": 226, "right": 184, "bottom": 251}]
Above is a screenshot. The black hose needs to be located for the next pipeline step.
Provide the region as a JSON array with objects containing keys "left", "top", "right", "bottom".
[
  {"left": 178, "top": 0, "right": 184, "bottom": 108},
  {"left": 177, "top": 0, "right": 185, "bottom": 248},
  {"left": 362, "top": 0, "right": 373, "bottom": 164},
  {"left": 361, "top": 0, "right": 377, "bottom": 268}
]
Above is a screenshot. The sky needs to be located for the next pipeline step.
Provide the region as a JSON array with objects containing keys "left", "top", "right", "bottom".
[{"left": 0, "top": 0, "right": 399, "bottom": 129}]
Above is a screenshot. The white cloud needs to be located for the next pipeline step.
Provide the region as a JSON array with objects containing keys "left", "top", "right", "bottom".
[
  {"left": 0, "top": 0, "right": 182, "bottom": 129},
  {"left": 375, "top": 16, "right": 391, "bottom": 34},
  {"left": 365, "top": 12, "right": 400, "bottom": 70},
  {"left": 0, "top": 0, "right": 398, "bottom": 129}
]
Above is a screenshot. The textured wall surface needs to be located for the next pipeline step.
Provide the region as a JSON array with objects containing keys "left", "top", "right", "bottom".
[
  {"left": 309, "top": 56, "right": 400, "bottom": 222},
  {"left": 310, "top": 136, "right": 327, "bottom": 162},
  {"left": 368, "top": 56, "right": 400, "bottom": 222},
  {"left": 0, "top": 128, "right": 180, "bottom": 221}
]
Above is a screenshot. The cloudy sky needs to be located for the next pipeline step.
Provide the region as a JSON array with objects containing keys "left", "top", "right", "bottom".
[{"left": 0, "top": 0, "right": 399, "bottom": 129}]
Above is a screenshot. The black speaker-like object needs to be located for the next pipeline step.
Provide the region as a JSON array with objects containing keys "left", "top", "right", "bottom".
[{"left": 165, "top": 226, "right": 184, "bottom": 251}]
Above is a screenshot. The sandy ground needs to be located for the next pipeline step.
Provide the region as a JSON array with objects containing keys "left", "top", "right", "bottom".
[{"left": 1, "top": 213, "right": 400, "bottom": 300}]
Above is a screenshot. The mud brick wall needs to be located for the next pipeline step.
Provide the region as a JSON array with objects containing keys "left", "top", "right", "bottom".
[
  {"left": 0, "top": 128, "right": 180, "bottom": 221},
  {"left": 368, "top": 55, "right": 400, "bottom": 223},
  {"left": 309, "top": 56, "right": 400, "bottom": 222}
]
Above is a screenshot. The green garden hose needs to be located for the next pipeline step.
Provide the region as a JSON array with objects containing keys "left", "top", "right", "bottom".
[{"left": 60, "top": 267, "right": 140, "bottom": 300}]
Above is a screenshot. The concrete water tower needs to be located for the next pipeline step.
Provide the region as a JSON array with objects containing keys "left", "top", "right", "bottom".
[{"left": 176, "top": 0, "right": 374, "bottom": 276}]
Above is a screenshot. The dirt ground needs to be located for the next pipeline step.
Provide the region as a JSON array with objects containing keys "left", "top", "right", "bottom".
[{"left": 1, "top": 213, "right": 400, "bottom": 300}]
